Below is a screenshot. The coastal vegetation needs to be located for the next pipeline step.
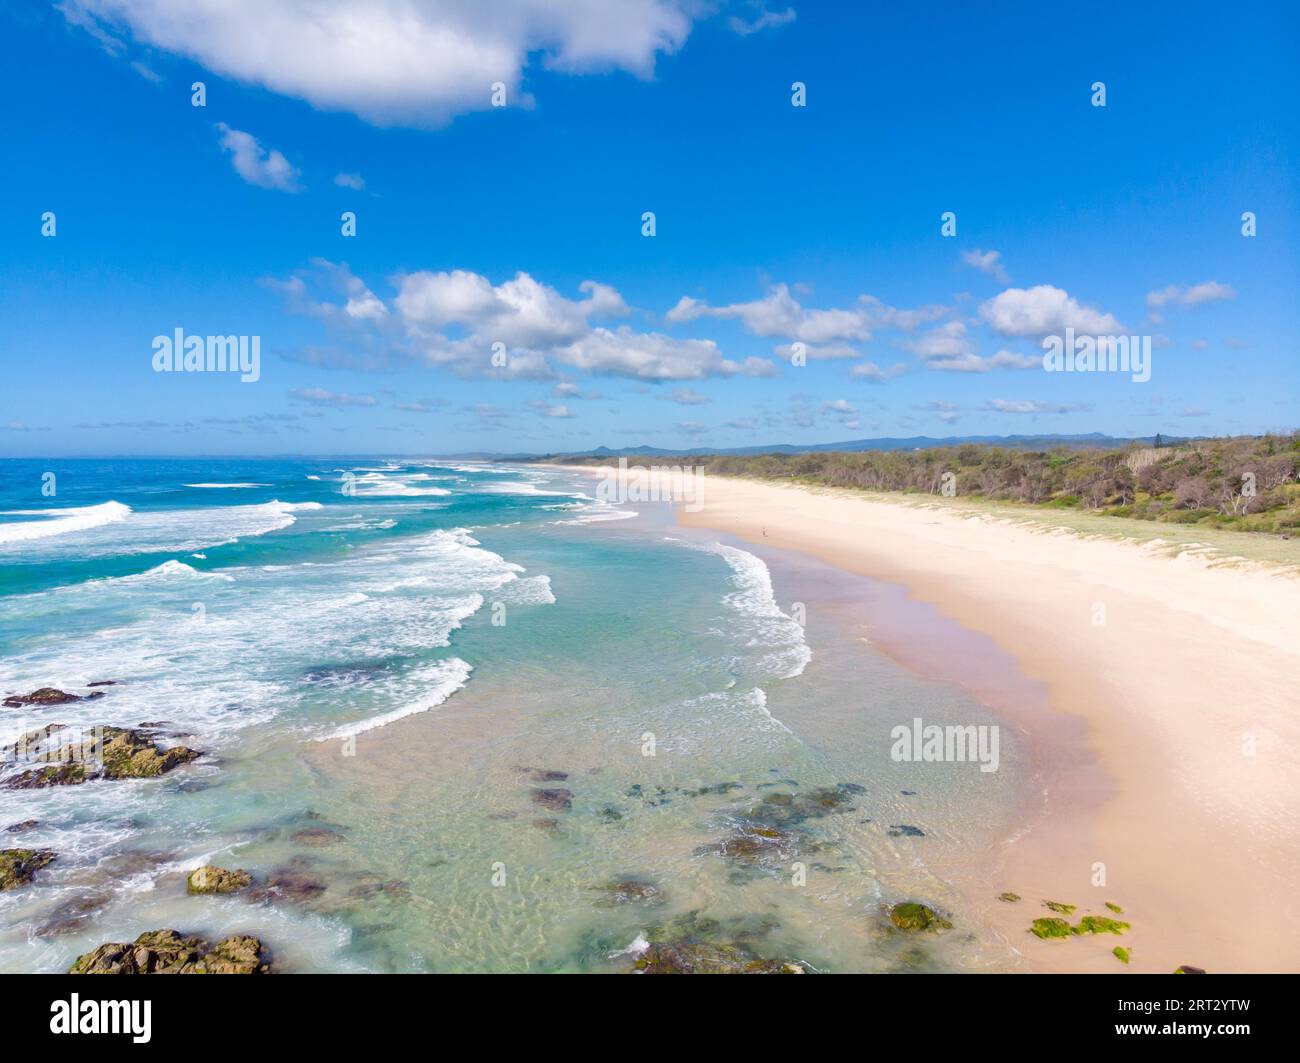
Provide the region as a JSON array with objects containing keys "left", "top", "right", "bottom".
[{"left": 561, "top": 433, "right": 1300, "bottom": 535}]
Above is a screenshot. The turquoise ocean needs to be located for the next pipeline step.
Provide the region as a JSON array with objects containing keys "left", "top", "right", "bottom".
[{"left": 0, "top": 458, "right": 1029, "bottom": 972}]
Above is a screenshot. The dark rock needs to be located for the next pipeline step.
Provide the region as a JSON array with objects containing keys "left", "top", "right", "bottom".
[
  {"left": 3, "top": 687, "right": 81, "bottom": 707},
  {"left": 0, "top": 848, "right": 57, "bottom": 890},
  {"left": 597, "top": 805, "right": 624, "bottom": 822},
  {"left": 1174, "top": 965, "right": 1207, "bottom": 975},
  {"left": 888, "top": 824, "right": 925, "bottom": 837},
  {"left": 69, "top": 929, "right": 271, "bottom": 974},
  {"left": 4, "top": 820, "right": 39, "bottom": 834},
  {"left": 87, "top": 681, "right": 116, "bottom": 687},
  {"left": 86, "top": 691, "right": 106, "bottom": 700},
  {"left": 531, "top": 788, "right": 573, "bottom": 812},
  {"left": 187, "top": 864, "right": 253, "bottom": 894},
  {"left": 531, "top": 769, "right": 569, "bottom": 782}
]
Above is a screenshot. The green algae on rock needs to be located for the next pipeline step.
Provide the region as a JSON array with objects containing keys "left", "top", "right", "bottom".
[
  {"left": 1030, "top": 917, "right": 1073, "bottom": 940},
  {"left": 1042, "top": 900, "right": 1077, "bottom": 915},
  {"left": 0, "top": 849, "right": 56, "bottom": 891},
  {"left": 69, "top": 929, "right": 270, "bottom": 974},
  {"left": 997, "top": 892, "right": 1021, "bottom": 902},
  {"left": 1105, "top": 901, "right": 1124, "bottom": 914},
  {"left": 1073, "top": 915, "right": 1130, "bottom": 936},
  {"left": 889, "top": 902, "right": 952, "bottom": 931},
  {"left": 1113, "top": 946, "right": 1131, "bottom": 964}
]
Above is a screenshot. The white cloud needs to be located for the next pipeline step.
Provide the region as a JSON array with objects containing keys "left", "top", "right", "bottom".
[
  {"left": 1145, "top": 281, "right": 1235, "bottom": 323},
  {"left": 289, "top": 387, "right": 377, "bottom": 407},
  {"left": 334, "top": 172, "right": 366, "bottom": 190},
  {"left": 664, "top": 387, "right": 711, "bottom": 405},
  {"left": 64, "top": 0, "right": 699, "bottom": 127},
  {"left": 960, "top": 248, "right": 1009, "bottom": 283},
  {"left": 215, "top": 123, "right": 300, "bottom": 191},
  {"left": 729, "top": 5, "right": 796, "bottom": 36},
  {"left": 984, "top": 398, "right": 1091, "bottom": 415},
  {"left": 850, "top": 360, "right": 906, "bottom": 381},
  {"left": 273, "top": 264, "right": 777, "bottom": 381},
  {"left": 555, "top": 327, "right": 772, "bottom": 380},
  {"left": 979, "top": 285, "right": 1123, "bottom": 337},
  {"left": 668, "top": 283, "right": 948, "bottom": 345}
]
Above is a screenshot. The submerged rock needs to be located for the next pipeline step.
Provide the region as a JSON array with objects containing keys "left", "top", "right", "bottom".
[
  {"left": 291, "top": 827, "right": 345, "bottom": 847},
  {"left": 4, "top": 820, "right": 39, "bottom": 834},
  {"left": 263, "top": 861, "right": 328, "bottom": 903},
  {"left": 1, "top": 725, "right": 200, "bottom": 788},
  {"left": 888, "top": 902, "right": 952, "bottom": 932},
  {"left": 531, "top": 769, "right": 569, "bottom": 782},
  {"left": 625, "top": 911, "right": 803, "bottom": 974},
  {"left": 69, "top": 929, "right": 270, "bottom": 974},
  {"left": 0, "top": 848, "right": 56, "bottom": 891},
  {"left": 633, "top": 942, "right": 804, "bottom": 974},
  {"left": 888, "top": 824, "right": 925, "bottom": 837},
  {"left": 531, "top": 788, "right": 573, "bottom": 812},
  {"left": 1174, "top": 965, "right": 1206, "bottom": 974},
  {"left": 1043, "top": 900, "right": 1076, "bottom": 915},
  {"left": 187, "top": 864, "right": 253, "bottom": 894},
  {"left": 684, "top": 782, "right": 743, "bottom": 797},
  {"left": 593, "top": 878, "right": 662, "bottom": 906},
  {"left": 997, "top": 892, "right": 1021, "bottom": 903},
  {"left": 37, "top": 892, "right": 112, "bottom": 937}
]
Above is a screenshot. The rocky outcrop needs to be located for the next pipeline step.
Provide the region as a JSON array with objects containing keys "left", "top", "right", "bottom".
[
  {"left": 187, "top": 865, "right": 253, "bottom": 894},
  {"left": 0, "top": 849, "right": 56, "bottom": 891},
  {"left": 69, "top": 929, "right": 271, "bottom": 974},
  {"left": 3, "top": 687, "right": 86, "bottom": 707},
  {"left": 1, "top": 725, "right": 200, "bottom": 789},
  {"left": 4, "top": 820, "right": 39, "bottom": 834}
]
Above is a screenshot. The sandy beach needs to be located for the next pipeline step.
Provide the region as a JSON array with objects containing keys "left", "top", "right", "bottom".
[{"left": 667, "top": 473, "right": 1300, "bottom": 973}]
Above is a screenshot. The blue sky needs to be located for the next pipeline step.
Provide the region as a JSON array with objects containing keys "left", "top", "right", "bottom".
[{"left": 2, "top": 0, "right": 1296, "bottom": 457}]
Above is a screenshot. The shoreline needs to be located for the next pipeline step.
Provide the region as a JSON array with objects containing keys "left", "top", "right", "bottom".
[
  {"left": 539, "top": 464, "right": 1300, "bottom": 972},
  {"left": 675, "top": 473, "right": 1300, "bottom": 972}
]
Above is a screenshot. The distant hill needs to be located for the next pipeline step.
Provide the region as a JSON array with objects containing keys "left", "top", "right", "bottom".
[{"left": 443, "top": 433, "right": 1189, "bottom": 462}]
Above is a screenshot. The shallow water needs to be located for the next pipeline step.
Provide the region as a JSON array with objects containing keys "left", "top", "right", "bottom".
[{"left": 0, "top": 458, "right": 1029, "bottom": 972}]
